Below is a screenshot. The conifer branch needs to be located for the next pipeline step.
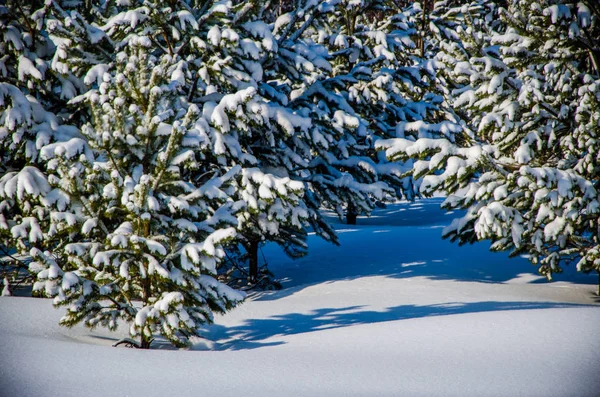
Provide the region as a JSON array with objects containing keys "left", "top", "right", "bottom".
[{"left": 15, "top": 3, "right": 37, "bottom": 50}]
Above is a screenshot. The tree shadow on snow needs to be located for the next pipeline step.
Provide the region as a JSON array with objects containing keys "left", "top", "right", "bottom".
[
  {"left": 258, "top": 199, "right": 597, "bottom": 300},
  {"left": 197, "top": 301, "right": 594, "bottom": 351}
]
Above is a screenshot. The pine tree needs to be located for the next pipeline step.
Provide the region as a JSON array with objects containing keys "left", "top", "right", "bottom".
[
  {"left": 296, "top": 0, "right": 463, "bottom": 223},
  {"left": 1, "top": 1, "right": 247, "bottom": 346},
  {"left": 261, "top": 1, "right": 395, "bottom": 228},
  {"left": 0, "top": 0, "right": 81, "bottom": 294},
  {"left": 378, "top": 0, "right": 600, "bottom": 284},
  {"left": 38, "top": 39, "right": 243, "bottom": 348},
  {"left": 40, "top": 0, "right": 312, "bottom": 287},
  {"left": 191, "top": 2, "right": 315, "bottom": 285}
]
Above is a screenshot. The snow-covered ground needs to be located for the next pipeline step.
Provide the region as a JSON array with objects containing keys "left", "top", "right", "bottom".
[{"left": 1, "top": 198, "right": 599, "bottom": 397}]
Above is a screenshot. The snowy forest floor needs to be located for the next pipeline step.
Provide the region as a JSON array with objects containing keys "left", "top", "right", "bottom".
[{"left": 1, "top": 198, "right": 599, "bottom": 397}]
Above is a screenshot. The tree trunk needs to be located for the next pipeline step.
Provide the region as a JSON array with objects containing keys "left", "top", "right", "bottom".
[
  {"left": 140, "top": 277, "right": 152, "bottom": 349},
  {"left": 140, "top": 332, "right": 152, "bottom": 349},
  {"left": 248, "top": 240, "right": 259, "bottom": 283},
  {"left": 346, "top": 209, "right": 357, "bottom": 225},
  {"left": 420, "top": 0, "right": 429, "bottom": 58}
]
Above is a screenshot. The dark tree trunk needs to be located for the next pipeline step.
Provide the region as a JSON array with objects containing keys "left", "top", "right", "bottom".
[
  {"left": 420, "top": 0, "right": 428, "bottom": 58},
  {"left": 140, "top": 275, "right": 152, "bottom": 349},
  {"left": 140, "top": 333, "right": 152, "bottom": 349},
  {"left": 248, "top": 240, "right": 259, "bottom": 283},
  {"left": 346, "top": 210, "right": 357, "bottom": 225}
]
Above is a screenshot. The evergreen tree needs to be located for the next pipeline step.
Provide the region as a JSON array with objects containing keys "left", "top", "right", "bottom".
[
  {"left": 265, "top": 1, "right": 402, "bottom": 228},
  {"left": 293, "top": 0, "right": 464, "bottom": 224},
  {"left": 18, "top": 38, "right": 243, "bottom": 348},
  {"left": 378, "top": 0, "right": 600, "bottom": 284},
  {"left": 190, "top": 2, "right": 315, "bottom": 284},
  {"left": 0, "top": 0, "right": 80, "bottom": 293},
  {"left": 1, "top": 1, "right": 247, "bottom": 346}
]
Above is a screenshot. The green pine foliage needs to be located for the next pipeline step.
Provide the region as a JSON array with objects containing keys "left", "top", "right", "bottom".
[
  {"left": 10, "top": 37, "right": 245, "bottom": 348},
  {"left": 379, "top": 0, "right": 600, "bottom": 279},
  {"left": 0, "top": 0, "right": 82, "bottom": 294}
]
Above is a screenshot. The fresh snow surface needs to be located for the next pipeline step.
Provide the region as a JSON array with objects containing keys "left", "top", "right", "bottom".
[{"left": 1, "top": 198, "right": 599, "bottom": 397}]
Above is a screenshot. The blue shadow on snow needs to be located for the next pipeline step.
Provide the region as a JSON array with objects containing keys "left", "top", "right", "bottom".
[
  {"left": 196, "top": 301, "right": 594, "bottom": 351},
  {"left": 258, "top": 198, "right": 597, "bottom": 297}
]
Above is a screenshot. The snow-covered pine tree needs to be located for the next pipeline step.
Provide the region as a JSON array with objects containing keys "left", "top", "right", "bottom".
[
  {"left": 46, "top": 0, "right": 314, "bottom": 286},
  {"left": 332, "top": 0, "right": 463, "bottom": 200},
  {"left": 377, "top": 0, "right": 600, "bottom": 285},
  {"left": 170, "top": 1, "right": 314, "bottom": 284},
  {"left": 0, "top": 0, "right": 83, "bottom": 294},
  {"left": 188, "top": 0, "right": 439, "bottom": 281},
  {"left": 281, "top": 0, "right": 461, "bottom": 224},
  {"left": 0, "top": 0, "right": 251, "bottom": 345},
  {"left": 33, "top": 37, "right": 245, "bottom": 348},
  {"left": 257, "top": 1, "right": 394, "bottom": 227}
]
